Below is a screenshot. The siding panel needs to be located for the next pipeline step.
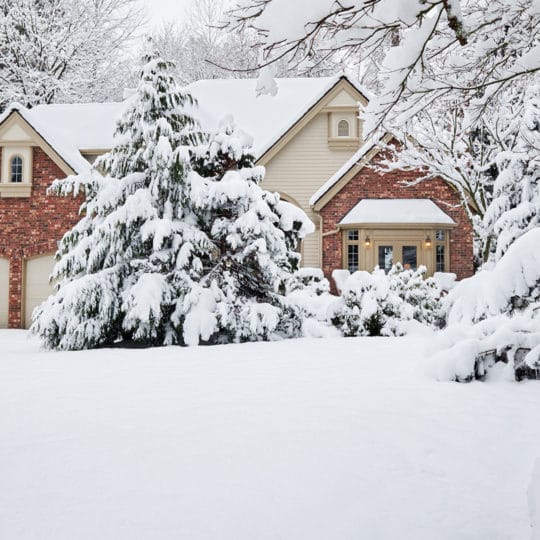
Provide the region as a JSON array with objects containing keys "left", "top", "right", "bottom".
[{"left": 261, "top": 113, "right": 360, "bottom": 267}]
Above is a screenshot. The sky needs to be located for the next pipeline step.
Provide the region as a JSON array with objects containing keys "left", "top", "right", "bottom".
[{"left": 139, "top": 0, "right": 193, "bottom": 29}]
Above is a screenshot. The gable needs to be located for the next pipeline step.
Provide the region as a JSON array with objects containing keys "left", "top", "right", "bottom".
[
  {"left": 0, "top": 111, "right": 75, "bottom": 177},
  {"left": 325, "top": 88, "right": 360, "bottom": 108},
  {"left": 0, "top": 115, "right": 35, "bottom": 143},
  {"left": 258, "top": 77, "right": 369, "bottom": 167}
]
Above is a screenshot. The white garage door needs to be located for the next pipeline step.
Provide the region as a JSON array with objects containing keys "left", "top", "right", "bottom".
[
  {"left": 25, "top": 254, "right": 55, "bottom": 329},
  {"left": 0, "top": 258, "right": 8, "bottom": 328}
]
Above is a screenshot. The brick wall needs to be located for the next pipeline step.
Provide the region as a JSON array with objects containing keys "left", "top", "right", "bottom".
[
  {"left": 0, "top": 147, "right": 82, "bottom": 327},
  {"left": 319, "top": 153, "right": 474, "bottom": 284}
]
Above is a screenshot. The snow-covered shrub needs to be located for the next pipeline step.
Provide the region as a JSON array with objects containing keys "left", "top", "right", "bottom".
[
  {"left": 283, "top": 268, "right": 339, "bottom": 338},
  {"left": 286, "top": 267, "right": 330, "bottom": 296},
  {"left": 429, "top": 229, "right": 540, "bottom": 381},
  {"left": 331, "top": 264, "right": 442, "bottom": 337},
  {"left": 444, "top": 228, "right": 540, "bottom": 325},
  {"left": 427, "top": 310, "right": 540, "bottom": 382}
]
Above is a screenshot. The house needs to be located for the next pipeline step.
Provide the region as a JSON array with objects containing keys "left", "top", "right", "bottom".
[{"left": 0, "top": 75, "right": 473, "bottom": 329}]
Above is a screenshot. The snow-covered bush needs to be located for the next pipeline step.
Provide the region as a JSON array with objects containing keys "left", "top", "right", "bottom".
[
  {"left": 444, "top": 228, "right": 540, "bottom": 325},
  {"left": 286, "top": 267, "right": 330, "bottom": 296},
  {"left": 331, "top": 264, "right": 442, "bottom": 337},
  {"left": 428, "top": 228, "right": 540, "bottom": 381}
]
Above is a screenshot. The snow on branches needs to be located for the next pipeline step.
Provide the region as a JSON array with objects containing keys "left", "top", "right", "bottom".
[
  {"left": 31, "top": 52, "right": 315, "bottom": 350},
  {"left": 227, "top": 0, "right": 540, "bottom": 133}
]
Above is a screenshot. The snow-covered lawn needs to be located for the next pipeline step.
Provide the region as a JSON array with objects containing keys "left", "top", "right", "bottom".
[{"left": 1, "top": 330, "right": 539, "bottom": 540}]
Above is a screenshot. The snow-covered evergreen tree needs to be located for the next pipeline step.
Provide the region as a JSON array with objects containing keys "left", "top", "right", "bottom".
[
  {"left": 482, "top": 85, "right": 540, "bottom": 262},
  {"left": 184, "top": 117, "right": 315, "bottom": 344},
  {"left": 32, "top": 51, "right": 315, "bottom": 350},
  {"left": 31, "top": 48, "right": 208, "bottom": 350}
]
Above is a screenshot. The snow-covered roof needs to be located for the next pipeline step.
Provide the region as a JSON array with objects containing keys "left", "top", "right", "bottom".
[
  {"left": 0, "top": 103, "right": 96, "bottom": 175},
  {"left": 30, "top": 102, "right": 125, "bottom": 151},
  {"left": 188, "top": 75, "right": 365, "bottom": 158},
  {"left": 338, "top": 199, "right": 456, "bottom": 225},
  {"left": 0, "top": 75, "right": 368, "bottom": 176}
]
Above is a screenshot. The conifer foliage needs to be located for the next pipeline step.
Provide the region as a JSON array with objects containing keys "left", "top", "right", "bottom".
[
  {"left": 32, "top": 49, "right": 208, "bottom": 350},
  {"left": 32, "top": 50, "right": 314, "bottom": 350},
  {"left": 185, "top": 117, "right": 314, "bottom": 345}
]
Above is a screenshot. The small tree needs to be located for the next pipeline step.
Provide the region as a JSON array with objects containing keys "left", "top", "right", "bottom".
[
  {"left": 185, "top": 117, "right": 315, "bottom": 344},
  {"left": 32, "top": 48, "right": 208, "bottom": 350}
]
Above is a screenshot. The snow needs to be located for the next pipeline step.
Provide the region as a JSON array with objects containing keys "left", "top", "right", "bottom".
[
  {"left": 530, "top": 459, "right": 540, "bottom": 540},
  {"left": 186, "top": 75, "right": 363, "bottom": 158},
  {"left": 29, "top": 101, "right": 125, "bottom": 151},
  {"left": 338, "top": 198, "right": 456, "bottom": 225},
  {"left": 445, "top": 228, "right": 540, "bottom": 324},
  {"left": 2, "top": 329, "right": 539, "bottom": 540}
]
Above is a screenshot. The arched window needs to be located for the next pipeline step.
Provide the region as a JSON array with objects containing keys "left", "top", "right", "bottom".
[
  {"left": 337, "top": 119, "right": 350, "bottom": 137},
  {"left": 10, "top": 156, "right": 23, "bottom": 183}
]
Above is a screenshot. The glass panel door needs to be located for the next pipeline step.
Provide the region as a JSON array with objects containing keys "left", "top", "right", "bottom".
[
  {"left": 402, "top": 245, "right": 418, "bottom": 270},
  {"left": 378, "top": 245, "right": 393, "bottom": 273}
]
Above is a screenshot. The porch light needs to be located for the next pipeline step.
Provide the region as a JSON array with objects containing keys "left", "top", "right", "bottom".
[
  {"left": 364, "top": 235, "right": 371, "bottom": 247},
  {"left": 425, "top": 235, "right": 432, "bottom": 247}
]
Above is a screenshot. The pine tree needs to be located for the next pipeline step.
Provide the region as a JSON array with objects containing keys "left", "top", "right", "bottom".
[
  {"left": 482, "top": 84, "right": 540, "bottom": 262},
  {"left": 31, "top": 48, "right": 208, "bottom": 350},
  {"left": 184, "top": 117, "right": 315, "bottom": 344},
  {"left": 32, "top": 53, "right": 315, "bottom": 350}
]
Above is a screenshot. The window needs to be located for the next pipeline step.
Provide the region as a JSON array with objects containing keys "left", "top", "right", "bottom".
[
  {"left": 435, "top": 230, "right": 447, "bottom": 272},
  {"left": 378, "top": 246, "right": 393, "bottom": 273},
  {"left": 10, "top": 156, "right": 23, "bottom": 183},
  {"left": 337, "top": 119, "right": 350, "bottom": 137},
  {"left": 348, "top": 244, "right": 359, "bottom": 272},
  {"left": 344, "top": 229, "right": 360, "bottom": 272},
  {"left": 402, "top": 245, "right": 417, "bottom": 270},
  {"left": 436, "top": 245, "right": 445, "bottom": 272}
]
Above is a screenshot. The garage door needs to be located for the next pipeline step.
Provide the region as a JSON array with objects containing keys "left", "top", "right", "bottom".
[
  {"left": 0, "top": 258, "right": 8, "bottom": 328},
  {"left": 25, "top": 254, "right": 55, "bottom": 329}
]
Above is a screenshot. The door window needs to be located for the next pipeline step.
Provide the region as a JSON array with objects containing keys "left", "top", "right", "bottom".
[
  {"left": 402, "top": 245, "right": 417, "bottom": 270},
  {"left": 378, "top": 246, "right": 393, "bottom": 273}
]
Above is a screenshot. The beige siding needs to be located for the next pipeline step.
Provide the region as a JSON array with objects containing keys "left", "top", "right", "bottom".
[
  {"left": 261, "top": 112, "right": 360, "bottom": 267},
  {"left": 24, "top": 254, "right": 55, "bottom": 329},
  {"left": 0, "top": 257, "right": 8, "bottom": 328}
]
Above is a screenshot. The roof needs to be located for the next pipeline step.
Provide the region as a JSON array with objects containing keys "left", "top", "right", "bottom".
[
  {"left": 338, "top": 199, "right": 456, "bottom": 226},
  {"left": 30, "top": 101, "right": 125, "bottom": 151},
  {"left": 0, "top": 75, "right": 369, "bottom": 175},
  {"left": 188, "top": 75, "right": 368, "bottom": 158},
  {"left": 0, "top": 103, "right": 95, "bottom": 175}
]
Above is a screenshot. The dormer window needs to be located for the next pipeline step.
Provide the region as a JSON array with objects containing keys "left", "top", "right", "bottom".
[
  {"left": 10, "top": 156, "right": 23, "bottom": 183},
  {"left": 337, "top": 119, "right": 350, "bottom": 137}
]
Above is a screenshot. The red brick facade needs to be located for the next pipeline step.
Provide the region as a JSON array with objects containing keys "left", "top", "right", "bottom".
[
  {"left": 319, "top": 154, "right": 474, "bottom": 284},
  {"left": 0, "top": 148, "right": 81, "bottom": 328}
]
